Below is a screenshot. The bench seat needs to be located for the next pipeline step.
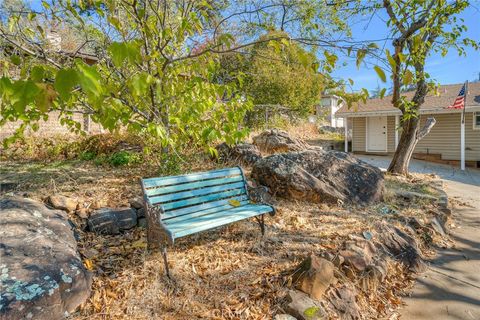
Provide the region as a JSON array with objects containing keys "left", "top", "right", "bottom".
[
  {"left": 140, "top": 166, "right": 275, "bottom": 277},
  {"left": 163, "top": 203, "right": 274, "bottom": 239}
]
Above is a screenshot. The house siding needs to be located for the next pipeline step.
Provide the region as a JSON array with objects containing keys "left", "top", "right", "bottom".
[
  {"left": 350, "top": 112, "right": 480, "bottom": 161},
  {"left": 352, "top": 117, "right": 366, "bottom": 152},
  {"left": 414, "top": 112, "right": 480, "bottom": 161}
]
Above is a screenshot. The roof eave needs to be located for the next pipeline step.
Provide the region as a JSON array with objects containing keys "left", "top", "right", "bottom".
[{"left": 336, "top": 105, "right": 480, "bottom": 118}]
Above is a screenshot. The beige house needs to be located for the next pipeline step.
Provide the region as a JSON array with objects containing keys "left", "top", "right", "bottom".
[{"left": 336, "top": 82, "right": 480, "bottom": 168}]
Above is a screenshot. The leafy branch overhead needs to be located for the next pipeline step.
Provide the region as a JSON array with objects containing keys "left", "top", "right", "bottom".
[{"left": 0, "top": 0, "right": 383, "bottom": 150}]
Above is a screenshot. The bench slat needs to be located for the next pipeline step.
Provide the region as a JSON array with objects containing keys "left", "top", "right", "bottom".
[
  {"left": 163, "top": 200, "right": 251, "bottom": 223},
  {"left": 145, "top": 175, "right": 244, "bottom": 197},
  {"left": 162, "top": 196, "right": 249, "bottom": 219},
  {"left": 143, "top": 167, "right": 242, "bottom": 188},
  {"left": 168, "top": 205, "right": 273, "bottom": 239},
  {"left": 149, "top": 181, "right": 246, "bottom": 204},
  {"left": 160, "top": 188, "right": 246, "bottom": 210}
]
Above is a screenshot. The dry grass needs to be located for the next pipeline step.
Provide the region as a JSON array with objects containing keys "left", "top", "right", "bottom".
[
  {"left": 0, "top": 127, "right": 447, "bottom": 320},
  {"left": 68, "top": 190, "right": 438, "bottom": 320}
]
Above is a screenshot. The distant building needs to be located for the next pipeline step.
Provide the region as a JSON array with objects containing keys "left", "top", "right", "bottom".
[
  {"left": 316, "top": 95, "right": 345, "bottom": 128},
  {"left": 336, "top": 82, "right": 480, "bottom": 168}
]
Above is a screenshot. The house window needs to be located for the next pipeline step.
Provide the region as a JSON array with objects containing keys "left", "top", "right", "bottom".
[{"left": 474, "top": 112, "right": 480, "bottom": 130}]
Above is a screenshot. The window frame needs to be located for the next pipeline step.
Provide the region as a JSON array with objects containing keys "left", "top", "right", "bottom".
[{"left": 474, "top": 112, "right": 480, "bottom": 130}]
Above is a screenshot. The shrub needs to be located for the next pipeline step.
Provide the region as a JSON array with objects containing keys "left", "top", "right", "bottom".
[
  {"left": 79, "top": 151, "right": 96, "bottom": 161},
  {"left": 108, "top": 151, "right": 142, "bottom": 167}
]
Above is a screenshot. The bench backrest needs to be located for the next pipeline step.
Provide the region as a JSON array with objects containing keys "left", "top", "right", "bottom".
[{"left": 140, "top": 167, "right": 249, "bottom": 221}]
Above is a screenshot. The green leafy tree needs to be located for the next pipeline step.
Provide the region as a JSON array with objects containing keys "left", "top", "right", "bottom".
[
  {"left": 0, "top": 1, "right": 253, "bottom": 155},
  {"left": 243, "top": 32, "right": 326, "bottom": 116},
  {"left": 0, "top": 0, "right": 366, "bottom": 153}
]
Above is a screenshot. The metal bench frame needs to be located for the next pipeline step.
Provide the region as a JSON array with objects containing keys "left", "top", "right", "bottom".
[{"left": 140, "top": 166, "right": 275, "bottom": 277}]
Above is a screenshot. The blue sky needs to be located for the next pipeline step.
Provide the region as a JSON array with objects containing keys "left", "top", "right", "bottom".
[{"left": 332, "top": 3, "right": 480, "bottom": 93}]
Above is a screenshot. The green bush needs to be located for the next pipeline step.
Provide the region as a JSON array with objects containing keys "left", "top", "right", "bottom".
[
  {"left": 108, "top": 151, "right": 142, "bottom": 167},
  {"left": 93, "top": 154, "right": 108, "bottom": 166},
  {"left": 157, "top": 153, "right": 182, "bottom": 176},
  {"left": 79, "top": 151, "right": 96, "bottom": 161}
]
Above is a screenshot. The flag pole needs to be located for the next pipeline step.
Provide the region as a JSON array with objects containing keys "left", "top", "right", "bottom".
[{"left": 460, "top": 80, "right": 468, "bottom": 171}]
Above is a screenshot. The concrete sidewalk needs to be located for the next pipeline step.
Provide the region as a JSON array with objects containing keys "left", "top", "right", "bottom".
[{"left": 358, "top": 155, "right": 480, "bottom": 320}]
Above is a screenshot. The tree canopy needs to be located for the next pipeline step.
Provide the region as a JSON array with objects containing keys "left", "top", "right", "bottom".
[{"left": 0, "top": 0, "right": 357, "bottom": 153}]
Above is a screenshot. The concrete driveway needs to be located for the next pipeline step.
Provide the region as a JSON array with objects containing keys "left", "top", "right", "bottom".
[{"left": 357, "top": 155, "right": 480, "bottom": 320}]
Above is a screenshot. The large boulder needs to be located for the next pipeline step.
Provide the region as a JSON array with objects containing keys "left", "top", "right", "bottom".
[
  {"left": 252, "top": 129, "right": 310, "bottom": 154},
  {"left": 251, "top": 150, "right": 384, "bottom": 205},
  {"left": 0, "top": 196, "right": 91, "bottom": 319},
  {"left": 216, "top": 142, "right": 262, "bottom": 166}
]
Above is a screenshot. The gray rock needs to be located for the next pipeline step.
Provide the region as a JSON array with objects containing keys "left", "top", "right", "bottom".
[
  {"left": 376, "top": 223, "right": 426, "bottom": 273},
  {"left": 87, "top": 207, "right": 137, "bottom": 234},
  {"left": 252, "top": 129, "right": 309, "bottom": 154},
  {"left": 393, "top": 190, "right": 437, "bottom": 202},
  {"left": 129, "top": 197, "right": 144, "bottom": 210},
  {"left": 48, "top": 195, "right": 78, "bottom": 212},
  {"left": 136, "top": 207, "right": 146, "bottom": 218},
  {"left": 430, "top": 216, "right": 447, "bottom": 237},
  {"left": 0, "top": 182, "right": 17, "bottom": 194},
  {"left": 251, "top": 150, "right": 384, "bottom": 205},
  {"left": 137, "top": 217, "right": 147, "bottom": 228},
  {"left": 75, "top": 208, "right": 89, "bottom": 219},
  {"left": 339, "top": 240, "right": 377, "bottom": 272},
  {"left": 274, "top": 314, "right": 297, "bottom": 320},
  {"left": 0, "top": 196, "right": 92, "bottom": 319},
  {"left": 318, "top": 125, "right": 345, "bottom": 135},
  {"left": 285, "top": 290, "right": 327, "bottom": 320},
  {"left": 359, "top": 264, "right": 386, "bottom": 291},
  {"left": 292, "top": 255, "right": 335, "bottom": 300},
  {"left": 247, "top": 185, "right": 273, "bottom": 204},
  {"left": 328, "top": 285, "right": 360, "bottom": 320},
  {"left": 216, "top": 142, "right": 262, "bottom": 166}
]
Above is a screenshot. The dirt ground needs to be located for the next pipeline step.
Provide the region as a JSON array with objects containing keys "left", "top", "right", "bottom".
[{"left": 0, "top": 152, "right": 449, "bottom": 320}]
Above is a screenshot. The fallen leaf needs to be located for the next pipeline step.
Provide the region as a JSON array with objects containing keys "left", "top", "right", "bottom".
[
  {"left": 84, "top": 259, "right": 94, "bottom": 271},
  {"left": 229, "top": 199, "right": 241, "bottom": 207},
  {"left": 131, "top": 240, "right": 147, "bottom": 249}
]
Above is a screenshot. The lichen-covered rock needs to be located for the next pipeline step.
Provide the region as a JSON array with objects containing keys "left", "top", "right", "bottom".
[
  {"left": 216, "top": 142, "right": 262, "bottom": 166},
  {"left": 252, "top": 129, "right": 310, "bottom": 154},
  {"left": 285, "top": 290, "right": 327, "bottom": 320},
  {"left": 87, "top": 207, "right": 137, "bottom": 235},
  {"left": 0, "top": 196, "right": 91, "bottom": 319},
  {"left": 251, "top": 150, "right": 384, "bottom": 205}
]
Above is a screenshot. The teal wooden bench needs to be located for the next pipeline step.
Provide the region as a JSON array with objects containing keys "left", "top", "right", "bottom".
[{"left": 140, "top": 166, "right": 275, "bottom": 277}]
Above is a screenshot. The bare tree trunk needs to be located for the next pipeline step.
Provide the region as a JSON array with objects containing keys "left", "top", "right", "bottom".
[
  {"left": 388, "top": 116, "right": 420, "bottom": 174},
  {"left": 388, "top": 77, "right": 430, "bottom": 175}
]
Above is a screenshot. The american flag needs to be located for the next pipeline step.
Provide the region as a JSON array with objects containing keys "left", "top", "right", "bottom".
[{"left": 446, "top": 83, "right": 466, "bottom": 109}]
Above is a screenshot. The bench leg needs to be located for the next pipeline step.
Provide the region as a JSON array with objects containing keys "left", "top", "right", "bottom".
[
  {"left": 255, "top": 215, "right": 265, "bottom": 236},
  {"left": 162, "top": 246, "right": 171, "bottom": 278}
]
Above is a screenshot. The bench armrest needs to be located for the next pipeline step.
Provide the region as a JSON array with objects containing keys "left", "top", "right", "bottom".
[
  {"left": 248, "top": 185, "right": 276, "bottom": 216},
  {"left": 144, "top": 202, "right": 174, "bottom": 246}
]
